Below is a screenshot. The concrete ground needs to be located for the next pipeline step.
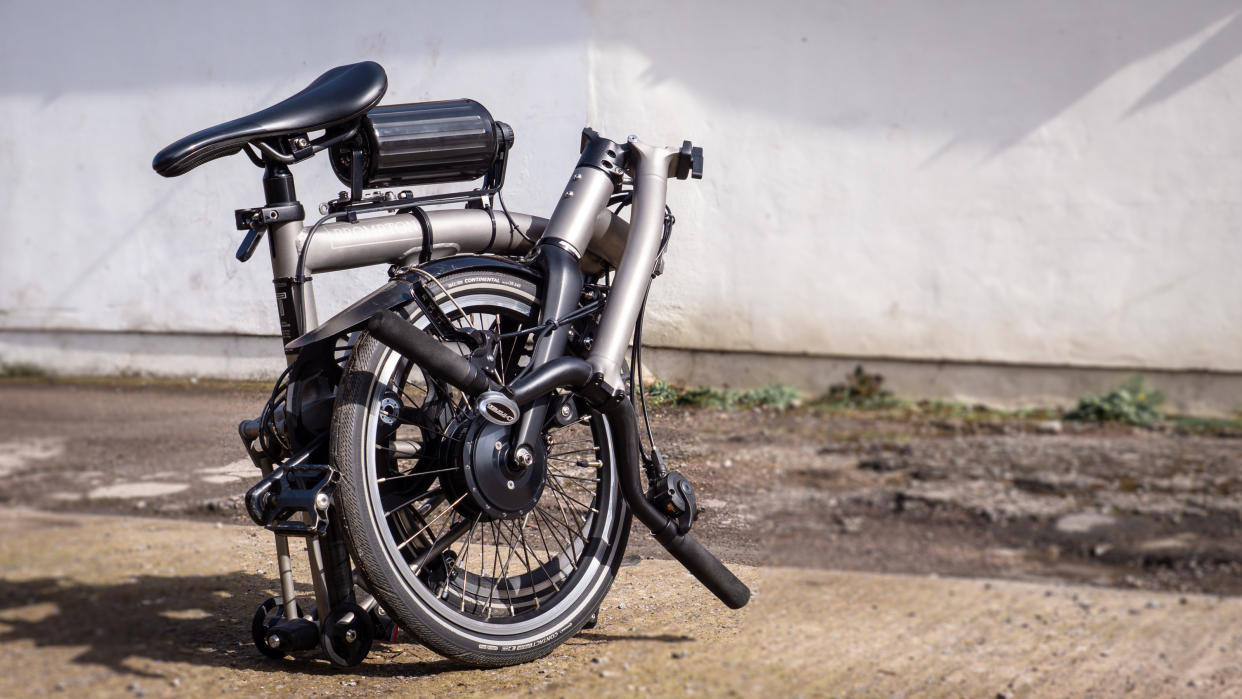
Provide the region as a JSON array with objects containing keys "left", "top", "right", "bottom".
[{"left": 3, "top": 508, "right": 1240, "bottom": 697}]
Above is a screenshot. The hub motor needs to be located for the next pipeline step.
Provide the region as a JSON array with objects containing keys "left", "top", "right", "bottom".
[{"left": 442, "top": 416, "right": 545, "bottom": 520}]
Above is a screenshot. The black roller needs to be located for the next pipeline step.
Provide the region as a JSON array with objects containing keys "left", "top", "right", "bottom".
[
  {"left": 366, "top": 311, "right": 498, "bottom": 396},
  {"left": 654, "top": 528, "right": 751, "bottom": 609}
]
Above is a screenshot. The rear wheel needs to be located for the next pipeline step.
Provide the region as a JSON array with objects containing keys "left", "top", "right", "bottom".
[{"left": 331, "top": 268, "right": 631, "bottom": 666}]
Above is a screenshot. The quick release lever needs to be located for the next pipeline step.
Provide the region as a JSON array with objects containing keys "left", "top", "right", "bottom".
[
  {"left": 235, "top": 218, "right": 267, "bottom": 262},
  {"left": 233, "top": 203, "right": 305, "bottom": 262},
  {"left": 674, "top": 140, "right": 704, "bottom": 180}
]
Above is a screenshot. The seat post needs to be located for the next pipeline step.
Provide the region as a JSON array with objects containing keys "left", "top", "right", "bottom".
[{"left": 262, "top": 163, "right": 315, "bottom": 361}]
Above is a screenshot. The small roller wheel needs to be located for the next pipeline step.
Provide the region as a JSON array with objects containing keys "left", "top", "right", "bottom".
[
  {"left": 251, "top": 597, "right": 316, "bottom": 659},
  {"left": 321, "top": 602, "right": 375, "bottom": 668}
]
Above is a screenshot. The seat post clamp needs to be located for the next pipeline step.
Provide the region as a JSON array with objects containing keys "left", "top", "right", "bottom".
[{"left": 234, "top": 203, "right": 306, "bottom": 231}]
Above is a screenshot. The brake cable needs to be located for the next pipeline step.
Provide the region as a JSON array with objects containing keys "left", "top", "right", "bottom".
[{"left": 630, "top": 205, "right": 676, "bottom": 467}]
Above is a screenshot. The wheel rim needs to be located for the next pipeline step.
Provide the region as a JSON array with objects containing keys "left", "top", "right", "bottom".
[{"left": 356, "top": 284, "right": 623, "bottom": 639}]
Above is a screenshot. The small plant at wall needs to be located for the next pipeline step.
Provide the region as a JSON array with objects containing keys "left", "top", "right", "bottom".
[
  {"left": 737, "top": 384, "right": 803, "bottom": 410},
  {"left": 642, "top": 380, "right": 803, "bottom": 410},
  {"left": 644, "top": 379, "right": 680, "bottom": 407},
  {"left": 1064, "top": 375, "right": 1165, "bottom": 426},
  {"left": 816, "top": 365, "right": 902, "bottom": 409},
  {"left": 678, "top": 386, "right": 739, "bottom": 409},
  {"left": 0, "top": 362, "right": 48, "bottom": 378}
]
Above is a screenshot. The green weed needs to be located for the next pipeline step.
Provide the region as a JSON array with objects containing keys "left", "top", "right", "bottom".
[
  {"left": 812, "top": 365, "right": 904, "bottom": 410},
  {"left": 1064, "top": 375, "right": 1164, "bottom": 426},
  {"left": 640, "top": 381, "right": 803, "bottom": 410},
  {"left": 0, "top": 362, "right": 48, "bottom": 378}
]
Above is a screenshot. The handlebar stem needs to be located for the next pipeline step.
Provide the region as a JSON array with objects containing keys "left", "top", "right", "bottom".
[{"left": 587, "top": 137, "right": 677, "bottom": 388}]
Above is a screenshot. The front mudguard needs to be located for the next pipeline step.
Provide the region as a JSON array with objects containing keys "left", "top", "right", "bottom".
[{"left": 279, "top": 255, "right": 538, "bottom": 449}]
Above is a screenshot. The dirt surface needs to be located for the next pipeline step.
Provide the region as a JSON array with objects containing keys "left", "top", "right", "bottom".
[
  {"left": 3, "top": 378, "right": 1242, "bottom": 694},
  {"left": 647, "top": 406, "right": 1242, "bottom": 598},
  {"left": 4, "top": 378, "right": 1240, "bottom": 596},
  {"left": 4, "top": 507, "right": 1242, "bottom": 697}
]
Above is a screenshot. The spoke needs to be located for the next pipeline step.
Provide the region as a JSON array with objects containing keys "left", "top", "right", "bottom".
[
  {"left": 377, "top": 467, "right": 458, "bottom": 483},
  {"left": 383, "top": 487, "right": 443, "bottom": 517},
  {"left": 547, "top": 470, "right": 600, "bottom": 484},
  {"left": 536, "top": 502, "right": 582, "bottom": 552},
  {"left": 533, "top": 507, "right": 579, "bottom": 572},
  {"left": 530, "top": 515, "right": 562, "bottom": 592},
  {"left": 514, "top": 516, "right": 536, "bottom": 574},
  {"left": 495, "top": 525, "right": 518, "bottom": 616},
  {"left": 497, "top": 517, "right": 533, "bottom": 580},
  {"left": 489, "top": 520, "right": 523, "bottom": 616},
  {"left": 397, "top": 493, "right": 467, "bottom": 550},
  {"left": 547, "top": 484, "right": 593, "bottom": 541},
  {"left": 551, "top": 476, "right": 600, "bottom": 501},
  {"left": 503, "top": 329, "right": 525, "bottom": 382},
  {"left": 547, "top": 465, "right": 602, "bottom": 495},
  {"left": 482, "top": 522, "right": 504, "bottom": 618},
  {"left": 514, "top": 515, "right": 541, "bottom": 609},
  {"left": 547, "top": 461, "right": 598, "bottom": 486},
  {"left": 410, "top": 513, "right": 473, "bottom": 575},
  {"left": 547, "top": 448, "right": 597, "bottom": 457},
  {"left": 547, "top": 478, "right": 598, "bottom": 513},
  {"left": 498, "top": 520, "right": 523, "bottom": 614},
  {"left": 539, "top": 493, "right": 584, "bottom": 537},
  {"left": 547, "top": 455, "right": 595, "bottom": 464},
  {"left": 401, "top": 382, "right": 429, "bottom": 399},
  {"left": 494, "top": 316, "right": 507, "bottom": 380},
  {"left": 547, "top": 438, "right": 596, "bottom": 447},
  {"left": 532, "top": 504, "right": 572, "bottom": 547},
  {"left": 456, "top": 514, "right": 480, "bottom": 612}
]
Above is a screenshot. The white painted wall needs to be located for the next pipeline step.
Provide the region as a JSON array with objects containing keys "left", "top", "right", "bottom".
[
  {"left": 3, "top": 1, "right": 1241, "bottom": 375},
  {"left": 589, "top": 1, "right": 1242, "bottom": 373},
  {"left": 0, "top": 0, "right": 590, "bottom": 339}
]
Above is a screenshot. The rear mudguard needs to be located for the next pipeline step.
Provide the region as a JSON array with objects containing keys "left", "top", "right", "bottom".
[{"left": 285, "top": 255, "right": 540, "bottom": 352}]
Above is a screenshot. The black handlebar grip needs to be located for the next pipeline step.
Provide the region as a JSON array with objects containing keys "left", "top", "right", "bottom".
[
  {"left": 659, "top": 529, "right": 751, "bottom": 609},
  {"left": 366, "top": 311, "right": 497, "bottom": 396}
]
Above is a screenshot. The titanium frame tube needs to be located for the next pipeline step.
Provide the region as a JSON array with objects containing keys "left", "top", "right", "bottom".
[
  {"left": 540, "top": 166, "right": 618, "bottom": 256},
  {"left": 296, "top": 208, "right": 628, "bottom": 276},
  {"left": 301, "top": 210, "right": 542, "bottom": 273},
  {"left": 587, "top": 138, "right": 677, "bottom": 387}
]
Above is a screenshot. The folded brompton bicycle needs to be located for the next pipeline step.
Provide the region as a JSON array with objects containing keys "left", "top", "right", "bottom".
[{"left": 152, "top": 61, "right": 749, "bottom": 668}]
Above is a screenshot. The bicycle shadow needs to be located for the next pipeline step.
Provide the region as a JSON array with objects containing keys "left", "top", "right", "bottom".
[
  {"left": 0, "top": 572, "right": 458, "bottom": 679},
  {"left": 574, "top": 632, "right": 694, "bottom": 644}
]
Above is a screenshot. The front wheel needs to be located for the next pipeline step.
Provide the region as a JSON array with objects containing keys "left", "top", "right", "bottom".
[{"left": 330, "top": 268, "right": 632, "bottom": 666}]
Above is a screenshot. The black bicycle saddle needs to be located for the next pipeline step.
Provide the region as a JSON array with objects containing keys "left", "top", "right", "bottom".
[{"left": 152, "top": 61, "right": 387, "bottom": 178}]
